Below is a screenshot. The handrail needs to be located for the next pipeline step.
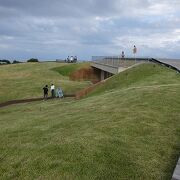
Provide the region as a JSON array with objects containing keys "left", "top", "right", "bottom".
[
  {"left": 150, "top": 58, "right": 180, "bottom": 73},
  {"left": 92, "top": 56, "right": 180, "bottom": 73}
]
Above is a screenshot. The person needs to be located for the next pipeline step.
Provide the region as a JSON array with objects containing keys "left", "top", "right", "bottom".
[
  {"left": 50, "top": 84, "right": 55, "bottom": 98},
  {"left": 56, "top": 87, "right": 64, "bottom": 98},
  {"left": 133, "top": 45, "right": 137, "bottom": 62},
  {"left": 74, "top": 56, "right": 77, "bottom": 62},
  {"left": 70, "top": 56, "right": 74, "bottom": 62},
  {"left": 121, "top": 51, "right": 125, "bottom": 59},
  {"left": 43, "top": 85, "right": 48, "bottom": 100},
  {"left": 67, "top": 56, "right": 70, "bottom": 63},
  {"left": 133, "top": 45, "right": 137, "bottom": 54}
]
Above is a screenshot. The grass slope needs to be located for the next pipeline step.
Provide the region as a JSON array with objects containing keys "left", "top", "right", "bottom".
[
  {"left": 0, "top": 63, "right": 180, "bottom": 179},
  {"left": 52, "top": 62, "right": 90, "bottom": 76},
  {"left": 88, "top": 63, "right": 180, "bottom": 96},
  {"left": 0, "top": 62, "right": 91, "bottom": 103}
]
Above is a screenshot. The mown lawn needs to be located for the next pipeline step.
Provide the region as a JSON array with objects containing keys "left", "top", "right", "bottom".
[
  {"left": 52, "top": 62, "right": 90, "bottom": 76},
  {"left": 0, "top": 62, "right": 91, "bottom": 103},
  {"left": 0, "top": 63, "right": 179, "bottom": 179}
]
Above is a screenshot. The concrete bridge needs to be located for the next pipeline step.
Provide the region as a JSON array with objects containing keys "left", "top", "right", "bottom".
[{"left": 91, "top": 56, "right": 180, "bottom": 80}]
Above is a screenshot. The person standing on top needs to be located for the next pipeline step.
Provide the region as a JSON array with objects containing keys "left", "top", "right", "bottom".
[
  {"left": 50, "top": 84, "right": 55, "bottom": 98},
  {"left": 70, "top": 56, "right": 74, "bottom": 62},
  {"left": 133, "top": 45, "right": 137, "bottom": 62},
  {"left": 67, "top": 56, "right": 70, "bottom": 62},
  {"left": 133, "top": 45, "right": 137, "bottom": 55},
  {"left": 74, "top": 56, "right": 77, "bottom": 62},
  {"left": 43, "top": 85, "right": 48, "bottom": 100},
  {"left": 121, "top": 51, "right": 125, "bottom": 59}
]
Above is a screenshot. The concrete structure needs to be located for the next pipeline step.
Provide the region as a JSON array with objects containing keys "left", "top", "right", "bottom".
[
  {"left": 92, "top": 61, "right": 127, "bottom": 75},
  {"left": 91, "top": 57, "right": 148, "bottom": 80},
  {"left": 91, "top": 57, "right": 180, "bottom": 80}
]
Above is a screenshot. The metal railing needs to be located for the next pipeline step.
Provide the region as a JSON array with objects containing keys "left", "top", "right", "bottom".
[
  {"left": 150, "top": 58, "right": 180, "bottom": 73},
  {"left": 92, "top": 56, "right": 180, "bottom": 73},
  {"left": 92, "top": 56, "right": 150, "bottom": 68}
]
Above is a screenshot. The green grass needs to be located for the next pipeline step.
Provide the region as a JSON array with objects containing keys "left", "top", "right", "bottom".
[
  {"left": 0, "top": 62, "right": 91, "bottom": 103},
  {"left": 52, "top": 62, "right": 90, "bottom": 76},
  {"left": 0, "top": 63, "right": 180, "bottom": 179},
  {"left": 88, "top": 63, "right": 180, "bottom": 96}
]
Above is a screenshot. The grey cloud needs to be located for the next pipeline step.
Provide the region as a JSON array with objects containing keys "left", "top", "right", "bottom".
[
  {"left": 0, "top": 0, "right": 180, "bottom": 60},
  {"left": 0, "top": 0, "right": 117, "bottom": 18}
]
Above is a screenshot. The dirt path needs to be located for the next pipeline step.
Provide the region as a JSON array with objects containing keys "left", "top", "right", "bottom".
[
  {"left": 0, "top": 94, "right": 75, "bottom": 109},
  {"left": 1, "top": 84, "right": 179, "bottom": 109}
]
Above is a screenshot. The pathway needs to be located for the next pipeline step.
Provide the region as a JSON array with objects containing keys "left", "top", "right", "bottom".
[{"left": 0, "top": 94, "right": 75, "bottom": 108}]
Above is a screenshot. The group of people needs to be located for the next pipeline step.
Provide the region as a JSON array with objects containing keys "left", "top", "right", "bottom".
[
  {"left": 43, "top": 84, "right": 64, "bottom": 100},
  {"left": 65, "top": 56, "right": 77, "bottom": 63},
  {"left": 121, "top": 45, "right": 137, "bottom": 59}
]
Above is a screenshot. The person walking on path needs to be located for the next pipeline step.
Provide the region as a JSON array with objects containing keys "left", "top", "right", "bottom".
[
  {"left": 56, "top": 87, "right": 64, "bottom": 98},
  {"left": 51, "top": 84, "right": 55, "bottom": 98},
  {"left": 43, "top": 85, "right": 48, "bottom": 100}
]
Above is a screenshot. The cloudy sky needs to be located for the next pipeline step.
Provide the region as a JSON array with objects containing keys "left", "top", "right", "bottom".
[{"left": 0, "top": 0, "right": 180, "bottom": 60}]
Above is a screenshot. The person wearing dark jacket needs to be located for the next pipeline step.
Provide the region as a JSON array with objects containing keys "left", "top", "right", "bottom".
[{"left": 43, "top": 85, "right": 48, "bottom": 100}]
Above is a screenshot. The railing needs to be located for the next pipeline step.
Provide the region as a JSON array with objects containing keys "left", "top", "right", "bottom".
[
  {"left": 150, "top": 58, "right": 180, "bottom": 73},
  {"left": 92, "top": 56, "right": 150, "bottom": 68},
  {"left": 92, "top": 56, "right": 180, "bottom": 73}
]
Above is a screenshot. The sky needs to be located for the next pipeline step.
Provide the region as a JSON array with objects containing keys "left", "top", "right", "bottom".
[{"left": 0, "top": 0, "right": 180, "bottom": 61}]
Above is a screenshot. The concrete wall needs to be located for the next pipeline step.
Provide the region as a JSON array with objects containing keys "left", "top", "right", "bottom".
[{"left": 91, "top": 62, "right": 120, "bottom": 74}]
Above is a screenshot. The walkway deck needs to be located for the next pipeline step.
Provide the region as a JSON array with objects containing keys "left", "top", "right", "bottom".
[{"left": 91, "top": 57, "right": 180, "bottom": 75}]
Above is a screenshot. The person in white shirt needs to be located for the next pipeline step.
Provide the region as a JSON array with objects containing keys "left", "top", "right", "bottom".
[
  {"left": 70, "top": 56, "right": 74, "bottom": 62},
  {"left": 50, "top": 84, "right": 55, "bottom": 98}
]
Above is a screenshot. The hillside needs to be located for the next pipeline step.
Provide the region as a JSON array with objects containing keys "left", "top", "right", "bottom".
[
  {"left": 88, "top": 63, "right": 180, "bottom": 96},
  {"left": 52, "top": 62, "right": 90, "bottom": 76},
  {"left": 0, "top": 63, "right": 180, "bottom": 179},
  {"left": 0, "top": 62, "right": 91, "bottom": 103}
]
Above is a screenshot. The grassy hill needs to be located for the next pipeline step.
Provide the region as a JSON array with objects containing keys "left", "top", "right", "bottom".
[
  {"left": 52, "top": 62, "right": 90, "bottom": 76},
  {"left": 0, "top": 62, "right": 91, "bottom": 103},
  {"left": 0, "top": 63, "right": 179, "bottom": 179},
  {"left": 88, "top": 63, "right": 180, "bottom": 96}
]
